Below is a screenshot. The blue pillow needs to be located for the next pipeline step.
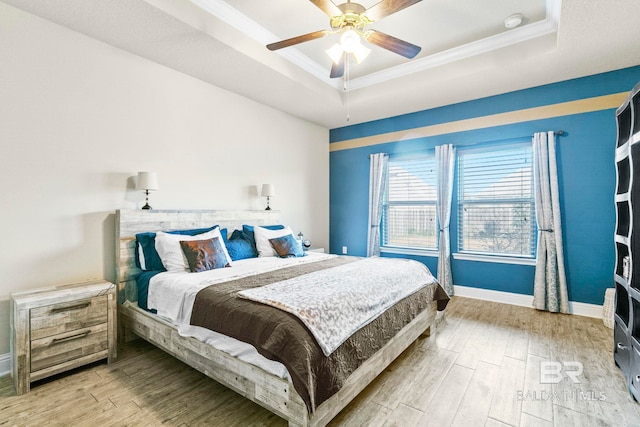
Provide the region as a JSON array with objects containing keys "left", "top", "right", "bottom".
[
  {"left": 242, "top": 224, "right": 285, "bottom": 252},
  {"left": 225, "top": 230, "right": 257, "bottom": 260},
  {"left": 269, "top": 234, "right": 306, "bottom": 258},
  {"left": 135, "top": 226, "right": 227, "bottom": 271}
]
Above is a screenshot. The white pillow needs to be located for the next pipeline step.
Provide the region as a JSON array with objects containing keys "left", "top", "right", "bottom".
[
  {"left": 137, "top": 244, "right": 147, "bottom": 270},
  {"left": 254, "top": 226, "right": 295, "bottom": 257},
  {"left": 155, "top": 228, "right": 232, "bottom": 272}
]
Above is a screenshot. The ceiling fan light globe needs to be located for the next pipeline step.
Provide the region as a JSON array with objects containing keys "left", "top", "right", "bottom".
[
  {"left": 326, "top": 43, "right": 344, "bottom": 64},
  {"left": 352, "top": 43, "right": 371, "bottom": 64},
  {"left": 340, "top": 29, "right": 361, "bottom": 53}
]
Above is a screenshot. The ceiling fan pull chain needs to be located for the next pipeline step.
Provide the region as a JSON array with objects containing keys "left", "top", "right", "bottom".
[{"left": 344, "top": 53, "right": 350, "bottom": 122}]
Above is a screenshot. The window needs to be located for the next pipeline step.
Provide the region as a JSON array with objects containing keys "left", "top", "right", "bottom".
[
  {"left": 382, "top": 154, "right": 438, "bottom": 250},
  {"left": 458, "top": 143, "right": 536, "bottom": 257}
]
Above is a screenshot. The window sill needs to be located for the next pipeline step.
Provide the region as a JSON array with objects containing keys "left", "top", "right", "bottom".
[
  {"left": 453, "top": 252, "right": 536, "bottom": 266},
  {"left": 381, "top": 247, "right": 439, "bottom": 257}
]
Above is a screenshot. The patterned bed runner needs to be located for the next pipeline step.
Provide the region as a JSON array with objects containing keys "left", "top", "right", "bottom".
[{"left": 238, "top": 257, "right": 436, "bottom": 356}]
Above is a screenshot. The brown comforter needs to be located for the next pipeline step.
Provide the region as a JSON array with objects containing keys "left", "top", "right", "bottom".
[{"left": 190, "top": 256, "right": 449, "bottom": 412}]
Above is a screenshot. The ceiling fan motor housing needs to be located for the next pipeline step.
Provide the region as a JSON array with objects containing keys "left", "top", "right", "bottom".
[{"left": 331, "top": 2, "right": 371, "bottom": 31}]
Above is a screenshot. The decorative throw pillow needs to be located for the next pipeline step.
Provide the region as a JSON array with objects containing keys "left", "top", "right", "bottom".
[
  {"left": 155, "top": 227, "right": 232, "bottom": 272},
  {"left": 135, "top": 226, "right": 225, "bottom": 271},
  {"left": 253, "top": 226, "right": 295, "bottom": 257},
  {"left": 225, "top": 230, "right": 258, "bottom": 260},
  {"left": 269, "top": 234, "right": 306, "bottom": 258},
  {"left": 180, "top": 237, "right": 230, "bottom": 273}
]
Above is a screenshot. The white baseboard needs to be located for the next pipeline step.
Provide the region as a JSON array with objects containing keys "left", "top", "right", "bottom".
[
  {"left": 0, "top": 353, "right": 11, "bottom": 377},
  {"left": 453, "top": 285, "right": 604, "bottom": 319},
  {"left": 569, "top": 301, "right": 606, "bottom": 319}
]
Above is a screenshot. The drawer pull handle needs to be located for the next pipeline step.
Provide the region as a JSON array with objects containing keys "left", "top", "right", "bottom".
[
  {"left": 617, "top": 342, "right": 628, "bottom": 351},
  {"left": 51, "top": 302, "right": 90, "bottom": 313},
  {"left": 50, "top": 330, "right": 91, "bottom": 345}
]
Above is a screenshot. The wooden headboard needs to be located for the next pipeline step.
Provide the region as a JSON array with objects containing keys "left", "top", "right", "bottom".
[{"left": 115, "top": 209, "right": 280, "bottom": 304}]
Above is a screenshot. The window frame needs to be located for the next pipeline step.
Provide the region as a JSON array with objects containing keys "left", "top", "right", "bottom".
[
  {"left": 456, "top": 142, "right": 537, "bottom": 260},
  {"left": 381, "top": 152, "right": 439, "bottom": 253}
]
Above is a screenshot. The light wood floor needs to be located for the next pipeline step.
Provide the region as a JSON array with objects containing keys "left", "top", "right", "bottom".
[{"left": 1, "top": 296, "right": 639, "bottom": 426}]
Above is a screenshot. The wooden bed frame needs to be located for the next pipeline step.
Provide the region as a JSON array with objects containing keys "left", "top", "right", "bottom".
[{"left": 115, "top": 209, "right": 437, "bottom": 427}]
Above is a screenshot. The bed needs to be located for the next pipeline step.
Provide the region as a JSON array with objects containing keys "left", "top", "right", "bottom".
[{"left": 115, "top": 209, "right": 448, "bottom": 426}]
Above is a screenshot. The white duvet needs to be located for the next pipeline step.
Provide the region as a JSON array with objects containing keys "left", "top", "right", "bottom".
[{"left": 146, "top": 252, "right": 335, "bottom": 379}]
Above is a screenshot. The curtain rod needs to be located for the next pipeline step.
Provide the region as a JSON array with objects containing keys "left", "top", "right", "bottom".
[
  {"left": 367, "top": 130, "right": 566, "bottom": 157},
  {"left": 463, "top": 129, "right": 566, "bottom": 148}
]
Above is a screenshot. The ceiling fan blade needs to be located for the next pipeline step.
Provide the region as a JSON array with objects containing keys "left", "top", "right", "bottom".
[
  {"left": 309, "top": 0, "right": 342, "bottom": 17},
  {"left": 330, "top": 55, "right": 345, "bottom": 78},
  {"left": 365, "top": 0, "right": 423, "bottom": 22},
  {"left": 364, "top": 30, "right": 421, "bottom": 59},
  {"left": 266, "top": 30, "right": 329, "bottom": 51}
]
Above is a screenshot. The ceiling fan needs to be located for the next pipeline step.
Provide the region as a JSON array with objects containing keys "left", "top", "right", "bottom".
[{"left": 266, "top": 0, "right": 423, "bottom": 79}]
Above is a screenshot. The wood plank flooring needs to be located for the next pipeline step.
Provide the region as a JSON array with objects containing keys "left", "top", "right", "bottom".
[{"left": 1, "top": 296, "right": 639, "bottom": 426}]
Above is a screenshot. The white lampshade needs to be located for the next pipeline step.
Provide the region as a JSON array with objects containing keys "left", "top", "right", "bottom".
[
  {"left": 326, "top": 43, "right": 343, "bottom": 65},
  {"left": 137, "top": 172, "right": 159, "bottom": 191},
  {"left": 261, "top": 184, "right": 275, "bottom": 197},
  {"left": 351, "top": 43, "right": 371, "bottom": 64}
]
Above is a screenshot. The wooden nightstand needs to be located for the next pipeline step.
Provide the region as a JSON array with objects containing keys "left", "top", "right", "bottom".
[{"left": 10, "top": 280, "right": 117, "bottom": 395}]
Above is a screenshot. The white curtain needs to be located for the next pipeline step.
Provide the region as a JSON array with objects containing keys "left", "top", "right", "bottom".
[
  {"left": 532, "top": 131, "right": 569, "bottom": 313},
  {"left": 367, "top": 153, "right": 388, "bottom": 257},
  {"left": 436, "top": 145, "right": 456, "bottom": 295}
]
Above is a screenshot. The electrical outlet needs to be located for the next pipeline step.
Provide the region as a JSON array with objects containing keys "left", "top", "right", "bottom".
[{"left": 342, "top": 246, "right": 348, "bottom": 255}]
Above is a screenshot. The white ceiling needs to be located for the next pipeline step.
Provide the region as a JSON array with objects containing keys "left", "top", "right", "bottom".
[{"left": 3, "top": 0, "right": 640, "bottom": 128}]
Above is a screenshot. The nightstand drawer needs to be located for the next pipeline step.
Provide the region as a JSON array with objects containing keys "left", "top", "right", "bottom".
[
  {"left": 30, "top": 322, "right": 109, "bottom": 372},
  {"left": 30, "top": 295, "right": 108, "bottom": 340}
]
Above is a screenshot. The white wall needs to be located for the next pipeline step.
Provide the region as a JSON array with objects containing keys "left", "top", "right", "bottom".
[{"left": 0, "top": 4, "right": 329, "bottom": 355}]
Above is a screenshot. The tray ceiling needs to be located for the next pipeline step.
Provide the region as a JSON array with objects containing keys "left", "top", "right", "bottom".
[{"left": 2, "top": 0, "right": 640, "bottom": 128}]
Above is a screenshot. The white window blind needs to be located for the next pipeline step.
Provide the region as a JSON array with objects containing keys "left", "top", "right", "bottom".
[
  {"left": 382, "top": 154, "right": 438, "bottom": 250},
  {"left": 458, "top": 143, "right": 536, "bottom": 257}
]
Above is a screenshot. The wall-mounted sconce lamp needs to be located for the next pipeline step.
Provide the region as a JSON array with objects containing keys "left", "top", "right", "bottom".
[
  {"left": 137, "top": 171, "right": 158, "bottom": 210},
  {"left": 261, "top": 184, "right": 275, "bottom": 210}
]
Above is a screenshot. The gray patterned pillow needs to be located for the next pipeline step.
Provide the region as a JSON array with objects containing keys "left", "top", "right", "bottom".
[
  {"left": 180, "top": 237, "right": 230, "bottom": 272},
  {"left": 269, "top": 234, "right": 306, "bottom": 258}
]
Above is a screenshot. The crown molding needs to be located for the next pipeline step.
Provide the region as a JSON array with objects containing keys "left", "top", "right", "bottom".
[{"left": 192, "top": 0, "right": 560, "bottom": 93}]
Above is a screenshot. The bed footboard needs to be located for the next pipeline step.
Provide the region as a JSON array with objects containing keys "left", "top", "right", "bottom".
[{"left": 120, "top": 300, "right": 436, "bottom": 426}]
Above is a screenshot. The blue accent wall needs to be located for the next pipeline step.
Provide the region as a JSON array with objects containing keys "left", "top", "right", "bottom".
[{"left": 330, "top": 66, "right": 640, "bottom": 305}]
